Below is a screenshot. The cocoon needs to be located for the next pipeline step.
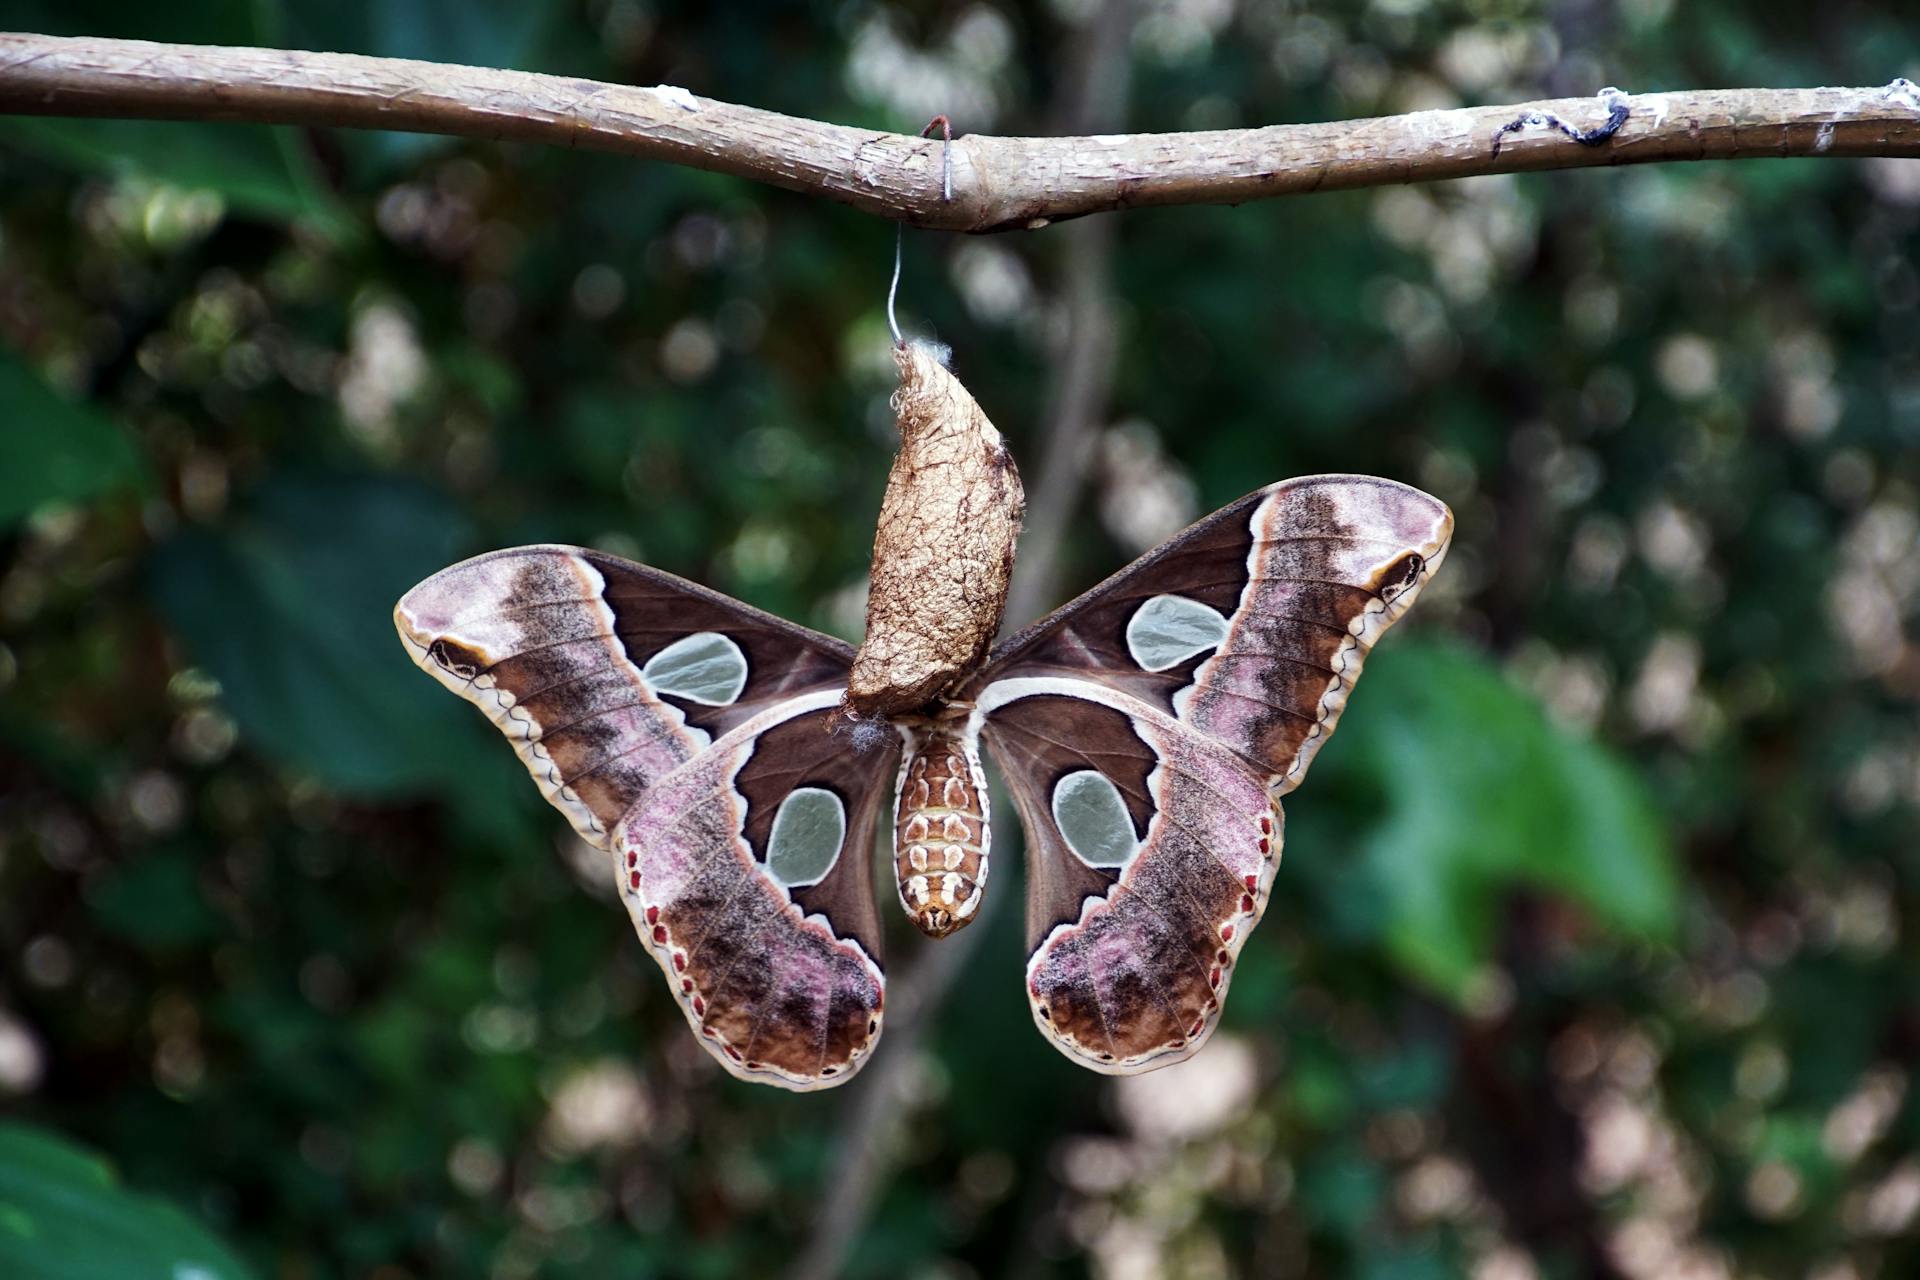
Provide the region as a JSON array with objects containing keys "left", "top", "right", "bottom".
[{"left": 846, "top": 341, "right": 1025, "bottom": 716}]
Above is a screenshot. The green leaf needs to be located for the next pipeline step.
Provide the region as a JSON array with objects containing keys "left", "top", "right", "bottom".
[
  {"left": 368, "top": 0, "right": 560, "bottom": 69},
  {"left": 1328, "top": 642, "right": 1680, "bottom": 996},
  {"left": 279, "top": 0, "right": 570, "bottom": 176},
  {"left": 1298, "top": 1144, "right": 1385, "bottom": 1234},
  {"left": 87, "top": 850, "right": 224, "bottom": 948},
  {"left": 0, "top": 1123, "right": 254, "bottom": 1280},
  {"left": 144, "top": 471, "right": 504, "bottom": 800},
  {"left": 0, "top": 0, "right": 345, "bottom": 231},
  {"left": 0, "top": 119, "right": 344, "bottom": 231},
  {"left": 281, "top": 0, "right": 563, "bottom": 71},
  {"left": 0, "top": 0, "right": 263, "bottom": 47},
  {"left": 0, "top": 351, "right": 148, "bottom": 528},
  {"left": 1358, "top": 1248, "right": 1458, "bottom": 1280}
]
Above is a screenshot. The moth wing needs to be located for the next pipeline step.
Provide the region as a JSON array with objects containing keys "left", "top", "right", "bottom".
[
  {"left": 395, "top": 545, "right": 855, "bottom": 846},
  {"left": 398, "top": 546, "right": 892, "bottom": 1090},
  {"left": 978, "top": 678, "right": 1277, "bottom": 1073},
  {"left": 968, "top": 475, "right": 1452, "bottom": 793},
  {"left": 614, "top": 691, "right": 896, "bottom": 1090},
  {"left": 971, "top": 474, "right": 1450, "bottom": 1073}
]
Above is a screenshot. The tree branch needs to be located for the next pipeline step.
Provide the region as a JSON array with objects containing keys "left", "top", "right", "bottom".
[{"left": 3, "top": 34, "right": 1918, "bottom": 232}]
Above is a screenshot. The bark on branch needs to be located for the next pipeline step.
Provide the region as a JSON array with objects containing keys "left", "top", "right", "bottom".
[{"left": 3, "top": 34, "right": 1919, "bottom": 232}]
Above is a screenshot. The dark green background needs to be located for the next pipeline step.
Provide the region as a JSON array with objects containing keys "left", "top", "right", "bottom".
[{"left": 1, "top": 2, "right": 1916, "bottom": 1277}]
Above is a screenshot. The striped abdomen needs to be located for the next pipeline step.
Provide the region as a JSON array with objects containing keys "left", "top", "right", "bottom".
[{"left": 893, "top": 716, "right": 990, "bottom": 937}]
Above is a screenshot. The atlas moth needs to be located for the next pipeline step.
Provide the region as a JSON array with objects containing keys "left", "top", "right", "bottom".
[{"left": 395, "top": 339, "right": 1454, "bottom": 1091}]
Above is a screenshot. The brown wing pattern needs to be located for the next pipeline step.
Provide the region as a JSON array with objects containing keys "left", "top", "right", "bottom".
[
  {"left": 978, "top": 679, "right": 1280, "bottom": 1073},
  {"left": 973, "top": 475, "right": 1451, "bottom": 1074},
  {"left": 612, "top": 691, "right": 897, "bottom": 1090},
  {"left": 395, "top": 545, "right": 854, "bottom": 845},
  {"left": 970, "top": 475, "right": 1453, "bottom": 793},
  {"left": 398, "top": 546, "right": 894, "bottom": 1091}
]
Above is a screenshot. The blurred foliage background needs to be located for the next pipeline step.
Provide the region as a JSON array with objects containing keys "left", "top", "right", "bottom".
[{"left": 1, "top": 1, "right": 1917, "bottom": 1278}]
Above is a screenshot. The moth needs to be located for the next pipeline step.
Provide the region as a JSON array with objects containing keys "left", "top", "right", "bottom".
[{"left": 395, "top": 475, "right": 1452, "bottom": 1090}]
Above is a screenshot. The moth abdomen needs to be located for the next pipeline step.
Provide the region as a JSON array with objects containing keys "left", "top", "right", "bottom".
[{"left": 893, "top": 716, "right": 990, "bottom": 938}]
